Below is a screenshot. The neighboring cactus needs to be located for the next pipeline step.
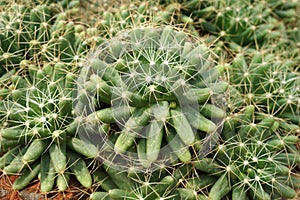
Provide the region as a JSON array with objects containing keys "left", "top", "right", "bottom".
[
  {"left": 0, "top": 61, "right": 99, "bottom": 191},
  {"left": 228, "top": 49, "right": 300, "bottom": 132},
  {"left": 75, "top": 26, "right": 228, "bottom": 171},
  {"left": 158, "top": 0, "right": 299, "bottom": 46},
  {"left": 286, "top": 16, "right": 300, "bottom": 64},
  {"left": 0, "top": 3, "right": 98, "bottom": 191},
  {"left": 0, "top": 2, "right": 87, "bottom": 78},
  {"left": 0, "top": 0, "right": 81, "bottom": 10},
  {"left": 193, "top": 105, "right": 300, "bottom": 200},
  {"left": 73, "top": 0, "right": 201, "bottom": 48}
]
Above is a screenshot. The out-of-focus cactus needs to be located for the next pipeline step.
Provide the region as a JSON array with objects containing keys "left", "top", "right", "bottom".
[{"left": 158, "top": 0, "right": 299, "bottom": 47}]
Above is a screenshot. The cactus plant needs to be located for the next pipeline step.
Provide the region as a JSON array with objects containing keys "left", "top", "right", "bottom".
[
  {"left": 228, "top": 48, "right": 300, "bottom": 133},
  {"left": 74, "top": 25, "right": 228, "bottom": 171},
  {"left": 0, "top": 2, "right": 87, "bottom": 76},
  {"left": 193, "top": 105, "right": 300, "bottom": 200},
  {"left": 157, "top": 0, "right": 299, "bottom": 47},
  {"left": 0, "top": 2, "right": 94, "bottom": 192},
  {"left": 0, "top": 60, "right": 98, "bottom": 191}
]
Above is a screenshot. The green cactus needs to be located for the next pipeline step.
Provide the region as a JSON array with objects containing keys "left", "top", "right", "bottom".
[
  {"left": 0, "top": 60, "right": 100, "bottom": 191},
  {"left": 228, "top": 48, "right": 300, "bottom": 132},
  {"left": 193, "top": 105, "right": 300, "bottom": 200},
  {"left": 0, "top": 1, "right": 95, "bottom": 192},
  {"left": 0, "top": 2, "right": 88, "bottom": 121},
  {"left": 158, "top": 0, "right": 299, "bottom": 47},
  {"left": 74, "top": 26, "right": 228, "bottom": 171},
  {"left": 71, "top": 0, "right": 202, "bottom": 47},
  {"left": 89, "top": 165, "right": 177, "bottom": 200},
  {"left": 89, "top": 161, "right": 216, "bottom": 200}
]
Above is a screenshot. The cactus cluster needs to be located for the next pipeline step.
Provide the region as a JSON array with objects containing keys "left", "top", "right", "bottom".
[{"left": 0, "top": 0, "right": 299, "bottom": 199}]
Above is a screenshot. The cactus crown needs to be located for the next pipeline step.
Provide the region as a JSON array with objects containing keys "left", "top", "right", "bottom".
[{"left": 75, "top": 26, "right": 227, "bottom": 171}]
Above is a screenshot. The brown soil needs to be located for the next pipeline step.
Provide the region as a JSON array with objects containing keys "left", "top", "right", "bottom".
[{"left": 0, "top": 175, "right": 89, "bottom": 200}]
